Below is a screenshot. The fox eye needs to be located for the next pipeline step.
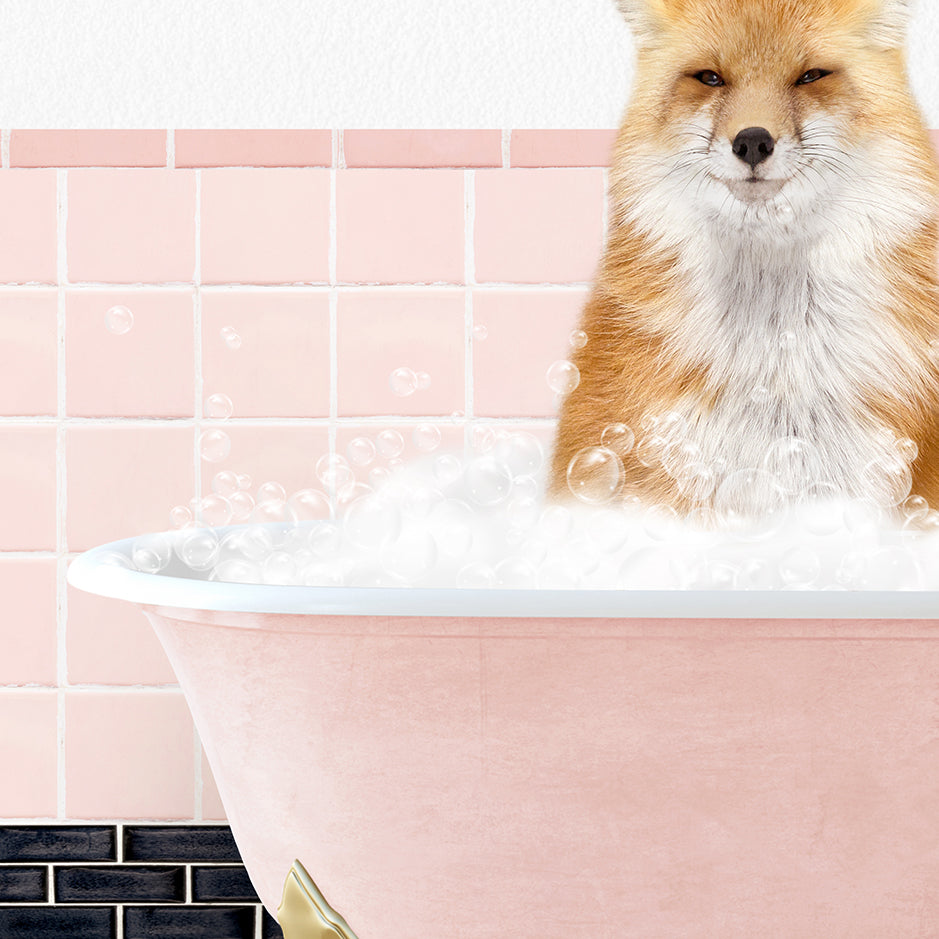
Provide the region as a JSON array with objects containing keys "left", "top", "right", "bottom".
[
  {"left": 796, "top": 68, "right": 832, "bottom": 85},
  {"left": 694, "top": 70, "right": 725, "bottom": 87}
]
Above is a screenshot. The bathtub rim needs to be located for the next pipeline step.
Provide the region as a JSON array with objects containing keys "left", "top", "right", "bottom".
[{"left": 67, "top": 529, "right": 939, "bottom": 620}]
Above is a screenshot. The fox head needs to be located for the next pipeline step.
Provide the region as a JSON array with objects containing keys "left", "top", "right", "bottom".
[{"left": 610, "top": 0, "right": 936, "bottom": 242}]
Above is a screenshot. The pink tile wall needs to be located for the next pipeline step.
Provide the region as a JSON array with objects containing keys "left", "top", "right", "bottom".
[{"left": 7, "top": 127, "right": 934, "bottom": 826}]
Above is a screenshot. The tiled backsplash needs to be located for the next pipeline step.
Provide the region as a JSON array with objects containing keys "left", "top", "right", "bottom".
[
  {"left": 1, "top": 128, "right": 938, "bottom": 827},
  {"left": 0, "top": 824, "right": 281, "bottom": 938}
]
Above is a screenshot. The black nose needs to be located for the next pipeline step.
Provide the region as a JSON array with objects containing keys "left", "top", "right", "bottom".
[{"left": 732, "top": 127, "right": 775, "bottom": 168}]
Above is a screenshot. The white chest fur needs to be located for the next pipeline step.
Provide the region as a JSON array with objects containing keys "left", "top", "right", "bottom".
[{"left": 662, "top": 226, "right": 920, "bottom": 497}]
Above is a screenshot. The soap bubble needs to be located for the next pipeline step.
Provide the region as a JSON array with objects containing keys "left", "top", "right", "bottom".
[
  {"left": 213, "top": 559, "right": 262, "bottom": 585},
  {"left": 105, "top": 305, "right": 134, "bottom": 335},
  {"left": 492, "top": 432, "right": 543, "bottom": 479},
  {"left": 176, "top": 529, "right": 221, "bottom": 571},
  {"left": 169, "top": 505, "right": 193, "bottom": 529},
  {"left": 472, "top": 427, "right": 496, "bottom": 454},
  {"left": 864, "top": 546, "right": 921, "bottom": 589},
  {"left": 569, "top": 329, "right": 588, "bottom": 350},
  {"left": 506, "top": 496, "right": 540, "bottom": 530},
  {"left": 413, "top": 423, "right": 442, "bottom": 453},
  {"left": 635, "top": 435, "right": 667, "bottom": 468},
  {"left": 750, "top": 386, "right": 771, "bottom": 404},
  {"left": 566, "top": 447, "right": 623, "bottom": 505},
  {"left": 546, "top": 360, "right": 580, "bottom": 396},
  {"left": 262, "top": 552, "right": 297, "bottom": 586},
  {"left": 220, "top": 326, "right": 242, "bottom": 349},
  {"left": 861, "top": 456, "right": 913, "bottom": 508},
  {"left": 251, "top": 498, "right": 297, "bottom": 527},
  {"left": 257, "top": 481, "right": 287, "bottom": 504},
  {"left": 224, "top": 526, "right": 274, "bottom": 562},
  {"left": 895, "top": 437, "right": 918, "bottom": 463},
  {"left": 228, "top": 491, "right": 255, "bottom": 521},
  {"left": 779, "top": 547, "right": 821, "bottom": 587},
  {"left": 301, "top": 563, "right": 344, "bottom": 587},
  {"left": 308, "top": 522, "right": 341, "bottom": 558},
  {"left": 237, "top": 473, "right": 252, "bottom": 491},
  {"left": 347, "top": 437, "right": 377, "bottom": 467},
  {"left": 389, "top": 367, "right": 418, "bottom": 397},
  {"left": 199, "top": 429, "right": 231, "bottom": 463},
  {"left": 212, "top": 470, "right": 240, "bottom": 498},
  {"left": 205, "top": 393, "right": 233, "bottom": 420},
  {"left": 288, "top": 488, "right": 332, "bottom": 521},
  {"left": 739, "top": 558, "right": 776, "bottom": 590},
  {"left": 473, "top": 324, "right": 488, "bottom": 341},
  {"left": 415, "top": 371, "right": 431, "bottom": 391},
  {"left": 763, "top": 437, "right": 822, "bottom": 494},
  {"left": 713, "top": 468, "right": 786, "bottom": 538},
  {"left": 315, "top": 454, "right": 354, "bottom": 495},
  {"left": 600, "top": 423, "right": 635, "bottom": 456},
  {"left": 131, "top": 534, "right": 172, "bottom": 573},
  {"left": 675, "top": 462, "right": 716, "bottom": 503},
  {"left": 376, "top": 429, "right": 406, "bottom": 459},
  {"left": 901, "top": 495, "right": 929, "bottom": 523},
  {"left": 465, "top": 456, "right": 513, "bottom": 507},
  {"left": 195, "top": 494, "right": 233, "bottom": 528}
]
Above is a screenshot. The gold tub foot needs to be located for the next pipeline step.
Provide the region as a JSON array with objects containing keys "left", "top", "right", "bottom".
[{"left": 277, "top": 860, "right": 360, "bottom": 939}]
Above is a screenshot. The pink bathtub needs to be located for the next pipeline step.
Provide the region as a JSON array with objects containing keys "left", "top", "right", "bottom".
[{"left": 69, "top": 532, "right": 939, "bottom": 938}]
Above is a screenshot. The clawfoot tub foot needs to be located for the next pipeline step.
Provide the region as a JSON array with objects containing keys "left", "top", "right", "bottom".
[{"left": 277, "top": 860, "right": 360, "bottom": 939}]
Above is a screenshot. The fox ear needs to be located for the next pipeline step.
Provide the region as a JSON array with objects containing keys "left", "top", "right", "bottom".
[
  {"left": 613, "top": 0, "right": 662, "bottom": 44},
  {"left": 867, "top": 0, "right": 912, "bottom": 48}
]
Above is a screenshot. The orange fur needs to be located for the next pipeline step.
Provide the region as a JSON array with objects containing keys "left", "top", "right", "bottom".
[{"left": 550, "top": 0, "right": 939, "bottom": 513}]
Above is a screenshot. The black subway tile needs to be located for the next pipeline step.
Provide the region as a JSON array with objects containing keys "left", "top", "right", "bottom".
[
  {"left": 191, "top": 865, "right": 259, "bottom": 902},
  {"left": 0, "top": 906, "right": 114, "bottom": 938},
  {"left": 262, "top": 908, "right": 285, "bottom": 938},
  {"left": 0, "top": 867, "right": 47, "bottom": 902},
  {"left": 0, "top": 825, "right": 116, "bottom": 862},
  {"left": 123, "top": 826, "right": 240, "bottom": 863},
  {"left": 124, "top": 905, "right": 255, "bottom": 939},
  {"left": 55, "top": 865, "right": 186, "bottom": 903}
]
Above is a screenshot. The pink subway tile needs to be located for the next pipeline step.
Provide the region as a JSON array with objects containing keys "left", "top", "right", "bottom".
[
  {"left": 474, "top": 169, "right": 604, "bottom": 283},
  {"left": 175, "top": 130, "right": 332, "bottom": 167},
  {"left": 66, "top": 290, "right": 194, "bottom": 417},
  {"left": 0, "top": 691, "right": 58, "bottom": 816},
  {"left": 473, "top": 290, "right": 587, "bottom": 417},
  {"left": 201, "top": 292, "right": 330, "bottom": 417},
  {"left": 344, "top": 130, "right": 502, "bottom": 167},
  {"left": 0, "top": 560, "right": 57, "bottom": 686},
  {"left": 200, "top": 169, "right": 330, "bottom": 284},
  {"left": 66, "top": 583, "right": 176, "bottom": 686},
  {"left": 510, "top": 130, "right": 617, "bottom": 167},
  {"left": 11, "top": 130, "right": 167, "bottom": 167},
  {"left": 336, "top": 170, "right": 464, "bottom": 284},
  {"left": 66, "top": 424, "right": 194, "bottom": 550},
  {"left": 0, "top": 426, "right": 57, "bottom": 550},
  {"left": 66, "top": 691, "right": 195, "bottom": 818},
  {"left": 336, "top": 291, "right": 465, "bottom": 417},
  {"left": 202, "top": 751, "right": 227, "bottom": 820},
  {"left": 200, "top": 425, "right": 330, "bottom": 502},
  {"left": 0, "top": 170, "right": 57, "bottom": 283},
  {"left": 67, "top": 169, "right": 196, "bottom": 283},
  {"left": 0, "top": 289, "right": 58, "bottom": 415}
]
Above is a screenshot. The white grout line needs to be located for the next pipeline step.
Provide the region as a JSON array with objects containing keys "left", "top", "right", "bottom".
[
  {"left": 463, "top": 170, "right": 476, "bottom": 438},
  {"left": 193, "top": 730, "right": 204, "bottom": 822},
  {"left": 166, "top": 130, "right": 175, "bottom": 170},
  {"left": 335, "top": 128, "right": 345, "bottom": 170},
  {"left": 55, "top": 168, "right": 69, "bottom": 822},
  {"left": 1, "top": 129, "right": 10, "bottom": 168},
  {"left": 501, "top": 129, "right": 510, "bottom": 168},
  {"left": 328, "top": 147, "right": 339, "bottom": 507}
]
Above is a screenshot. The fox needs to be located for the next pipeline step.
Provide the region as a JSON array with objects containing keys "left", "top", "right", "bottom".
[{"left": 549, "top": 0, "right": 939, "bottom": 518}]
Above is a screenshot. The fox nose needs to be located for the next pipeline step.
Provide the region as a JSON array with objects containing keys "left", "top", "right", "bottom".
[{"left": 732, "top": 127, "right": 775, "bottom": 168}]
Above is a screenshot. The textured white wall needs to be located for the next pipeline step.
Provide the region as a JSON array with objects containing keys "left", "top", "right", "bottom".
[{"left": 0, "top": 0, "right": 936, "bottom": 128}]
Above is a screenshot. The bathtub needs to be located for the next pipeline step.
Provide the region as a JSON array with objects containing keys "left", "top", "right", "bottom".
[{"left": 68, "top": 527, "right": 939, "bottom": 938}]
